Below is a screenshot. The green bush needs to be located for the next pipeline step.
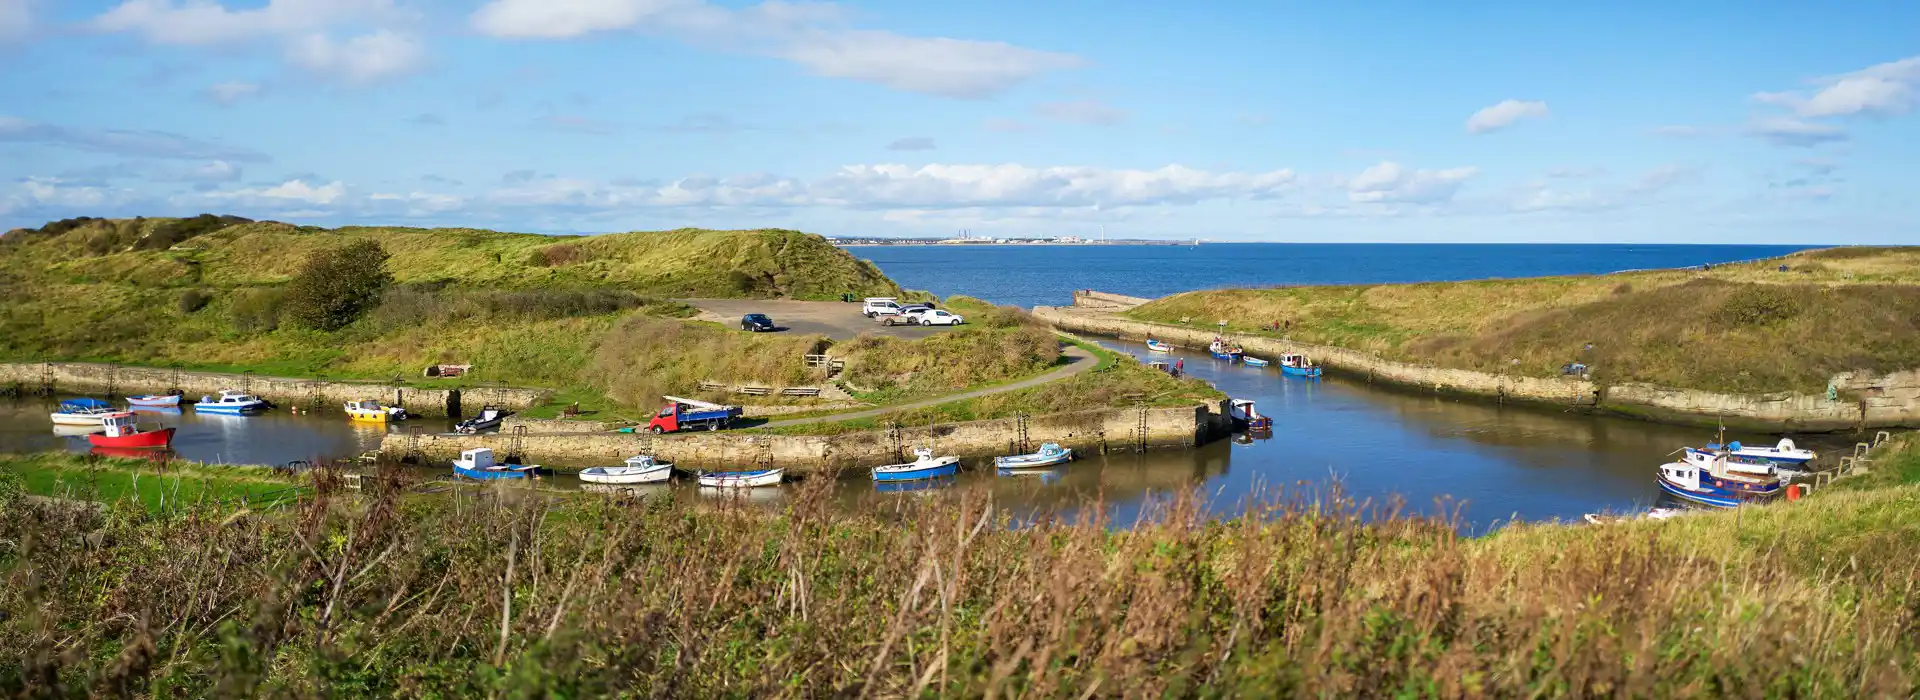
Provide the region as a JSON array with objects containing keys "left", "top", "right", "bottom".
[
  {"left": 1713, "top": 285, "right": 1803, "bottom": 327},
  {"left": 177, "top": 289, "right": 211, "bottom": 314},
  {"left": 283, "top": 240, "right": 393, "bottom": 331},
  {"left": 228, "top": 288, "right": 285, "bottom": 333}
]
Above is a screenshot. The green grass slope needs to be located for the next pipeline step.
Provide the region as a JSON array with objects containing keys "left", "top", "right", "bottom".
[{"left": 1126, "top": 247, "right": 1920, "bottom": 394}]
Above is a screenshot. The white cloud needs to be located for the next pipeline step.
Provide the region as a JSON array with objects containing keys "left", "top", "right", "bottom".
[
  {"left": 1465, "top": 99, "right": 1549, "bottom": 134},
  {"left": 202, "top": 81, "right": 263, "bottom": 105},
  {"left": 201, "top": 178, "right": 347, "bottom": 205},
  {"left": 469, "top": 0, "right": 1081, "bottom": 98},
  {"left": 0, "top": 0, "right": 33, "bottom": 43},
  {"left": 1744, "top": 117, "right": 1847, "bottom": 147},
  {"left": 1754, "top": 55, "right": 1920, "bottom": 118},
  {"left": 182, "top": 160, "right": 243, "bottom": 183},
  {"left": 89, "top": 0, "right": 422, "bottom": 83},
  {"left": 17, "top": 177, "right": 136, "bottom": 209},
  {"left": 1347, "top": 162, "right": 1477, "bottom": 203},
  {"left": 286, "top": 30, "right": 423, "bottom": 83},
  {"left": 1033, "top": 99, "right": 1128, "bottom": 126}
]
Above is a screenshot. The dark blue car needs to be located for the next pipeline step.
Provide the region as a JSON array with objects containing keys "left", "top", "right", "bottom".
[{"left": 741, "top": 313, "right": 775, "bottom": 332}]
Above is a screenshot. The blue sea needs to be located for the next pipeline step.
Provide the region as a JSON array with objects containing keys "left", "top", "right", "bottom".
[{"left": 852, "top": 243, "right": 1816, "bottom": 309}]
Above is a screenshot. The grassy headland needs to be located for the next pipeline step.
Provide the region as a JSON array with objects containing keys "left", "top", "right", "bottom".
[
  {"left": 1125, "top": 247, "right": 1920, "bottom": 394},
  {"left": 2, "top": 447, "right": 1915, "bottom": 696}
]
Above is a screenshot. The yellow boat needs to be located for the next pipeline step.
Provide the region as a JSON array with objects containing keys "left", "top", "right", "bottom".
[{"left": 344, "top": 399, "right": 407, "bottom": 422}]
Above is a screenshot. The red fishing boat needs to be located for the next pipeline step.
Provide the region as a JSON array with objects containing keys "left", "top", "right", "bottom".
[{"left": 86, "top": 412, "right": 176, "bottom": 449}]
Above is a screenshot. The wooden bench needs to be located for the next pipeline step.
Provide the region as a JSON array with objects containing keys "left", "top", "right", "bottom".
[
  {"left": 699, "top": 381, "right": 726, "bottom": 391},
  {"left": 739, "top": 386, "right": 773, "bottom": 396},
  {"left": 780, "top": 387, "right": 822, "bottom": 397}
]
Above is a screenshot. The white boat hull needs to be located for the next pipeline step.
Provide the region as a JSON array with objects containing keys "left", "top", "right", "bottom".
[
  {"left": 698, "top": 469, "right": 784, "bottom": 488},
  {"left": 579, "top": 464, "right": 673, "bottom": 484},
  {"left": 50, "top": 412, "right": 110, "bottom": 426}
]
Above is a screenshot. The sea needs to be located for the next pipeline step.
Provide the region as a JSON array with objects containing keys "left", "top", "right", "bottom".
[{"left": 849, "top": 243, "right": 1816, "bottom": 309}]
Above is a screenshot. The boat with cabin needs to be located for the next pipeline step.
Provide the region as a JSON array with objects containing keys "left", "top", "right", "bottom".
[
  {"left": 1278, "top": 353, "right": 1322, "bottom": 378},
  {"left": 50, "top": 398, "right": 117, "bottom": 426},
  {"left": 193, "top": 390, "right": 268, "bottom": 415},
  {"left": 451, "top": 447, "right": 541, "bottom": 480},
  {"left": 1704, "top": 438, "right": 1817, "bottom": 467},
  {"left": 126, "top": 393, "right": 182, "bottom": 408},
  {"left": 1209, "top": 338, "right": 1242, "bottom": 361},
  {"left": 1229, "top": 398, "right": 1272, "bottom": 431},
  {"left": 344, "top": 399, "right": 408, "bottom": 422},
  {"left": 873, "top": 447, "right": 962, "bottom": 482},
  {"left": 994, "top": 443, "right": 1073, "bottom": 471},
  {"left": 456, "top": 405, "right": 509, "bottom": 434},
  {"left": 86, "top": 412, "right": 176, "bottom": 449},
  {"left": 697, "top": 468, "right": 785, "bottom": 488},
  {"left": 1655, "top": 449, "right": 1783, "bottom": 508},
  {"left": 579, "top": 455, "right": 674, "bottom": 485}
]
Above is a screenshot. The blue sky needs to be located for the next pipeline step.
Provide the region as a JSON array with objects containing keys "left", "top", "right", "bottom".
[{"left": 2, "top": 0, "right": 1917, "bottom": 242}]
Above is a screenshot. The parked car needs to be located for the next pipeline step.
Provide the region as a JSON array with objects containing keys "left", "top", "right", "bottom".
[
  {"left": 862, "top": 297, "right": 901, "bottom": 318},
  {"left": 741, "top": 313, "right": 775, "bottom": 332},
  {"left": 915, "top": 309, "right": 966, "bottom": 326}
]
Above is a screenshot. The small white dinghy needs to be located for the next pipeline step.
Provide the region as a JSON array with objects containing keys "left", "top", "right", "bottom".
[
  {"left": 995, "top": 443, "right": 1073, "bottom": 471},
  {"left": 579, "top": 455, "right": 673, "bottom": 485},
  {"left": 698, "top": 468, "right": 784, "bottom": 488}
]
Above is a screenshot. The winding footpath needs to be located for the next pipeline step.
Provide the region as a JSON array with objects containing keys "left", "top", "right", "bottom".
[{"left": 758, "top": 344, "right": 1099, "bottom": 428}]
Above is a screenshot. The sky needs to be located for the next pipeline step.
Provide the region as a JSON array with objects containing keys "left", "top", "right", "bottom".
[{"left": 1, "top": 1, "right": 1917, "bottom": 242}]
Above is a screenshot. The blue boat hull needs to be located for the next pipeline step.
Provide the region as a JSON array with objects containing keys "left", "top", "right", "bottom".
[
  {"left": 1279, "top": 365, "right": 1321, "bottom": 378},
  {"left": 1242, "top": 357, "right": 1269, "bottom": 367},
  {"left": 1211, "top": 352, "right": 1240, "bottom": 361},
  {"left": 454, "top": 464, "right": 535, "bottom": 480},
  {"left": 994, "top": 451, "right": 1072, "bottom": 469},
  {"left": 872, "top": 463, "right": 959, "bottom": 482},
  {"left": 1657, "top": 477, "right": 1778, "bottom": 509},
  {"left": 194, "top": 403, "right": 265, "bottom": 414}
]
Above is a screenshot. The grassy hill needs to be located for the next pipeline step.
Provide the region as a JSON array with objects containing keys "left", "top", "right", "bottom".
[{"left": 1126, "top": 247, "right": 1920, "bottom": 394}]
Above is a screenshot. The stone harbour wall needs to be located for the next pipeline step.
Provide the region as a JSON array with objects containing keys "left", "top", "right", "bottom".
[
  {"left": 382, "top": 403, "right": 1227, "bottom": 473},
  {"left": 1034, "top": 304, "right": 1920, "bottom": 431},
  {"left": 0, "top": 362, "right": 551, "bottom": 417}
]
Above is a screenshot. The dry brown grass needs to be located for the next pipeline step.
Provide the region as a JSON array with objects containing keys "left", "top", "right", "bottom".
[{"left": 2, "top": 458, "right": 1914, "bottom": 697}]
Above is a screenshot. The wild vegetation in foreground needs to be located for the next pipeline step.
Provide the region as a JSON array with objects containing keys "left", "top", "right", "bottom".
[
  {"left": 3, "top": 447, "right": 1915, "bottom": 697},
  {"left": 1126, "top": 247, "right": 1920, "bottom": 394}
]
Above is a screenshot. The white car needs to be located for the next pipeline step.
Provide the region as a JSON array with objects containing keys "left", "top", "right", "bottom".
[
  {"left": 912, "top": 309, "right": 965, "bottom": 326},
  {"left": 862, "top": 297, "right": 901, "bottom": 318}
]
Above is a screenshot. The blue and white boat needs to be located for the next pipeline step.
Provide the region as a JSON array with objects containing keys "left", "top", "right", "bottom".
[
  {"left": 994, "top": 443, "right": 1073, "bottom": 470},
  {"left": 193, "top": 390, "right": 267, "bottom": 415},
  {"left": 1146, "top": 339, "right": 1174, "bottom": 353},
  {"left": 50, "top": 398, "right": 116, "bottom": 426},
  {"left": 1278, "top": 353, "right": 1322, "bottom": 378},
  {"left": 698, "top": 468, "right": 784, "bottom": 488},
  {"left": 452, "top": 447, "right": 541, "bottom": 480},
  {"left": 872, "top": 447, "right": 961, "bottom": 482},
  {"left": 1242, "top": 356, "right": 1270, "bottom": 368},
  {"left": 1704, "top": 438, "right": 1817, "bottom": 468},
  {"left": 1656, "top": 450, "right": 1783, "bottom": 508},
  {"left": 1229, "top": 398, "right": 1272, "bottom": 431},
  {"left": 1209, "top": 339, "right": 1242, "bottom": 361}
]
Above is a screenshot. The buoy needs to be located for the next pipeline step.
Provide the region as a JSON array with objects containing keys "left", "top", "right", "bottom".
[{"left": 1786, "top": 484, "right": 1802, "bottom": 501}]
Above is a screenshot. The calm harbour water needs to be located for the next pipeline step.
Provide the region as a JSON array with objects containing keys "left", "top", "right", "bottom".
[
  {"left": 1, "top": 244, "right": 1831, "bottom": 529},
  {"left": 851, "top": 243, "right": 1815, "bottom": 309}
]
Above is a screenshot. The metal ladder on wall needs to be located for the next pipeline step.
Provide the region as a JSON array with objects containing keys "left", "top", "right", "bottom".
[
  {"left": 507, "top": 425, "right": 529, "bottom": 463},
  {"left": 38, "top": 362, "right": 55, "bottom": 397},
  {"left": 886, "top": 421, "right": 905, "bottom": 461},
  {"left": 1133, "top": 405, "right": 1150, "bottom": 453}
]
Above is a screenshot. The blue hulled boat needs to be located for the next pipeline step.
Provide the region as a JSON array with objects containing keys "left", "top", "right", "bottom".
[
  {"left": 193, "top": 390, "right": 267, "bottom": 415},
  {"left": 1209, "top": 339, "right": 1242, "bottom": 361},
  {"left": 452, "top": 447, "right": 541, "bottom": 480},
  {"left": 994, "top": 443, "right": 1073, "bottom": 470},
  {"left": 873, "top": 448, "right": 961, "bottom": 482},
  {"left": 1656, "top": 449, "right": 1782, "bottom": 508},
  {"left": 1278, "top": 353, "right": 1322, "bottom": 378}
]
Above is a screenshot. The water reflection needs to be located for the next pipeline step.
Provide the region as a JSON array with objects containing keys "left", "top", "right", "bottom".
[{"left": 0, "top": 397, "right": 439, "bottom": 467}]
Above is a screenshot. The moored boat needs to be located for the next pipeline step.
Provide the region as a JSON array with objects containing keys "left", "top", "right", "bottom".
[
  {"left": 873, "top": 448, "right": 961, "bottom": 482},
  {"left": 451, "top": 447, "right": 541, "bottom": 480},
  {"left": 344, "top": 399, "right": 407, "bottom": 422},
  {"left": 698, "top": 468, "right": 784, "bottom": 488},
  {"left": 994, "top": 442, "right": 1073, "bottom": 470},
  {"left": 86, "top": 412, "right": 176, "bottom": 449},
  {"left": 1146, "top": 339, "right": 1174, "bottom": 353},
  {"left": 1656, "top": 450, "right": 1782, "bottom": 508},
  {"left": 194, "top": 390, "right": 267, "bottom": 415},
  {"left": 1278, "top": 353, "right": 1322, "bottom": 378},
  {"left": 51, "top": 398, "right": 117, "bottom": 426},
  {"left": 1707, "top": 438, "right": 1817, "bottom": 467},
  {"left": 1229, "top": 398, "right": 1272, "bottom": 431},
  {"left": 456, "top": 406, "right": 509, "bottom": 434},
  {"left": 1242, "top": 355, "right": 1270, "bottom": 367},
  {"left": 579, "top": 455, "right": 674, "bottom": 485},
  {"left": 1208, "top": 338, "right": 1242, "bottom": 361},
  {"left": 126, "top": 393, "right": 182, "bottom": 408}
]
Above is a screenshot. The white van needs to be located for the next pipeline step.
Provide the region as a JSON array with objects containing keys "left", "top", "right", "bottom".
[{"left": 862, "top": 297, "right": 901, "bottom": 318}]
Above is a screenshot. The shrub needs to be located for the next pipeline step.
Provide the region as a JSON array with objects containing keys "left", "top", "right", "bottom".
[
  {"left": 282, "top": 240, "right": 393, "bottom": 331},
  {"left": 177, "top": 289, "right": 211, "bottom": 314},
  {"left": 229, "top": 288, "right": 285, "bottom": 333},
  {"left": 1612, "top": 282, "right": 1633, "bottom": 295},
  {"left": 135, "top": 213, "right": 251, "bottom": 251},
  {"left": 530, "top": 243, "right": 586, "bottom": 267},
  {"left": 1712, "top": 285, "right": 1803, "bottom": 327}
]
